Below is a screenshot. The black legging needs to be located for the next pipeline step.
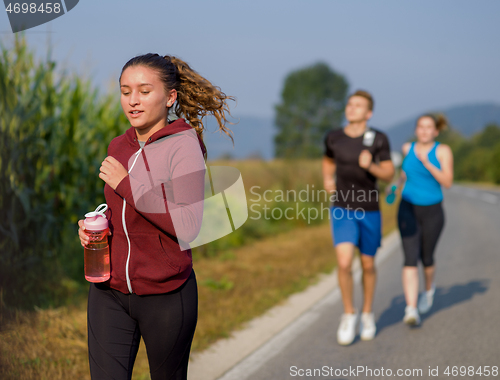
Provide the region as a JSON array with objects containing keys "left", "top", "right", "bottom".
[
  {"left": 397, "top": 199, "right": 445, "bottom": 267},
  {"left": 87, "top": 270, "right": 198, "bottom": 380}
]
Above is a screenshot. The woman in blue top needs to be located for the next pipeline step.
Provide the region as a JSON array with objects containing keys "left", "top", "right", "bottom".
[{"left": 397, "top": 114, "right": 453, "bottom": 326}]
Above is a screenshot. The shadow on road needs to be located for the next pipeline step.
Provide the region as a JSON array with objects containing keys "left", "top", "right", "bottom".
[{"left": 376, "top": 279, "right": 490, "bottom": 333}]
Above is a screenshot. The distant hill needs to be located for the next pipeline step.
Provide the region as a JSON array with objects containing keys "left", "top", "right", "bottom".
[
  {"left": 203, "top": 115, "right": 275, "bottom": 160},
  {"left": 385, "top": 103, "right": 500, "bottom": 150}
]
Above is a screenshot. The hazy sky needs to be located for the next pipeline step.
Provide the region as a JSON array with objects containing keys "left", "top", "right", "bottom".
[{"left": 2, "top": 0, "right": 500, "bottom": 129}]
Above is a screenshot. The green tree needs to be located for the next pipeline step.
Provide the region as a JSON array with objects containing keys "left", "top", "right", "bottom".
[
  {"left": 491, "top": 141, "right": 500, "bottom": 184},
  {"left": 274, "top": 62, "right": 348, "bottom": 158},
  {"left": 472, "top": 123, "right": 500, "bottom": 149},
  {"left": 447, "top": 123, "right": 500, "bottom": 183},
  {"left": 435, "top": 127, "right": 465, "bottom": 151}
]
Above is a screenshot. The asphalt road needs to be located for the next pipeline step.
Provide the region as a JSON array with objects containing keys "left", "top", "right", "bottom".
[{"left": 216, "top": 186, "right": 500, "bottom": 380}]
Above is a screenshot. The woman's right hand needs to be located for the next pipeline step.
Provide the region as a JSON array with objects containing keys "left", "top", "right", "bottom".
[
  {"left": 78, "top": 220, "right": 90, "bottom": 247},
  {"left": 78, "top": 219, "right": 112, "bottom": 247},
  {"left": 384, "top": 184, "right": 396, "bottom": 195}
]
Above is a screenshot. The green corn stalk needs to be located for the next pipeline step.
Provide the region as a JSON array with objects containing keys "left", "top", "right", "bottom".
[{"left": 0, "top": 35, "right": 125, "bottom": 308}]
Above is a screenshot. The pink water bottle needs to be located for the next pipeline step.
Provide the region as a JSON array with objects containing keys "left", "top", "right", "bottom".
[{"left": 83, "top": 204, "right": 110, "bottom": 283}]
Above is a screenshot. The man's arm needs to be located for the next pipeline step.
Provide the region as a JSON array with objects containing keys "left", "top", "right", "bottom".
[
  {"left": 359, "top": 149, "right": 395, "bottom": 182},
  {"left": 322, "top": 156, "right": 336, "bottom": 193},
  {"left": 367, "top": 159, "right": 395, "bottom": 182}
]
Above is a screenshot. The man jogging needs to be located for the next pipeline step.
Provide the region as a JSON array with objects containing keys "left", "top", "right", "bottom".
[{"left": 323, "top": 90, "right": 394, "bottom": 345}]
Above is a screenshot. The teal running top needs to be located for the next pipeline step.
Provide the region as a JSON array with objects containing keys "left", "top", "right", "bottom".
[{"left": 401, "top": 142, "right": 443, "bottom": 206}]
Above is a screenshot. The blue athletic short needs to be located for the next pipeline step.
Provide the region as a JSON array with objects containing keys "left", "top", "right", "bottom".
[{"left": 330, "top": 206, "right": 382, "bottom": 256}]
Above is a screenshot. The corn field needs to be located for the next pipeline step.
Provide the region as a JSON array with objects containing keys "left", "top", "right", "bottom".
[{"left": 0, "top": 35, "right": 127, "bottom": 309}]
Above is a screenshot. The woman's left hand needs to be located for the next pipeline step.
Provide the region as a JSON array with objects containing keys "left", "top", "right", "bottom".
[{"left": 99, "top": 156, "right": 128, "bottom": 190}]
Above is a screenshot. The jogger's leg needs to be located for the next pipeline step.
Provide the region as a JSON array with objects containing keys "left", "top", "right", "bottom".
[
  {"left": 88, "top": 284, "right": 141, "bottom": 380},
  {"left": 336, "top": 242, "right": 356, "bottom": 314}
]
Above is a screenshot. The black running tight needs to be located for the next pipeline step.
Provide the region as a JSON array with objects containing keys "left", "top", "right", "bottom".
[
  {"left": 87, "top": 270, "right": 198, "bottom": 380},
  {"left": 397, "top": 199, "right": 445, "bottom": 267}
]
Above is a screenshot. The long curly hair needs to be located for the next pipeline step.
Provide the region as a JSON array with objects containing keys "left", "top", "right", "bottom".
[{"left": 120, "top": 53, "right": 235, "bottom": 146}]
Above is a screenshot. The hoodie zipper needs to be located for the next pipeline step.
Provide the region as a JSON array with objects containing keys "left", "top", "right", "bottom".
[{"left": 123, "top": 146, "right": 143, "bottom": 293}]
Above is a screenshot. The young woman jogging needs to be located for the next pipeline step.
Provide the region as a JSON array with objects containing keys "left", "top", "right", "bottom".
[
  {"left": 78, "top": 53, "right": 233, "bottom": 379},
  {"left": 397, "top": 114, "right": 453, "bottom": 326}
]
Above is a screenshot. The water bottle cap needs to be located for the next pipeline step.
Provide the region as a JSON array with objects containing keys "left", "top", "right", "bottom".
[{"left": 84, "top": 204, "right": 108, "bottom": 231}]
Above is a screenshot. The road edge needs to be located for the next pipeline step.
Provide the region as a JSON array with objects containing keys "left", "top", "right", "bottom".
[{"left": 188, "top": 230, "right": 401, "bottom": 380}]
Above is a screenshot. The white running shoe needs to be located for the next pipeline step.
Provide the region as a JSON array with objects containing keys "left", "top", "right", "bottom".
[
  {"left": 337, "top": 311, "right": 358, "bottom": 345},
  {"left": 418, "top": 285, "right": 435, "bottom": 314},
  {"left": 360, "top": 312, "right": 377, "bottom": 341},
  {"left": 403, "top": 306, "right": 421, "bottom": 326}
]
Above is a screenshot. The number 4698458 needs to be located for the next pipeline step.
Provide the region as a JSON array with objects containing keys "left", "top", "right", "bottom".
[
  {"left": 444, "top": 366, "right": 498, "bottom": 377},
  {"left": 5, "top": 3, "right": 62, "bottom": 14}
]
